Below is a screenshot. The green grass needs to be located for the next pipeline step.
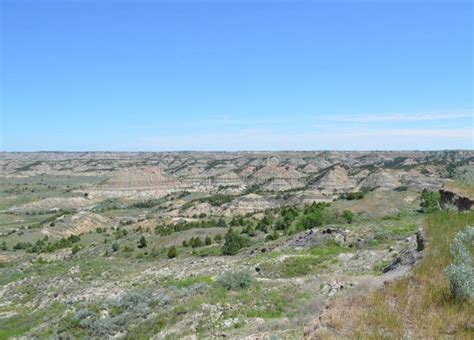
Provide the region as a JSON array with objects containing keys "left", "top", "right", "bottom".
[
  {"left": 259, "top": 243, "right": 348, "bottom": 278},
  {"left": 307, "top": 242, "right": 348, "bottom": 256},
  {"left": 0, "top": 268, "right": 27, "bottom": 286},
  {"left": 0, "top": 302, "right": 65, "bottom": 338},
  {"left": 391, "top": 223, "right": 418, "bottom": 236},
  {"left": 192, "top": 245, "right": 222, "bottom": 257},
  {"left": 443, "top": 180, "right": 474, "bottom": 199}
]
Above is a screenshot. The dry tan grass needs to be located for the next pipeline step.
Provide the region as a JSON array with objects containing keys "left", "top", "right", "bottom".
[
  {"left": 306, "top": 211, "right": 474, "bottom": 339},
  {"left": 443, "top": 180, "right": 474, "bottom": 200}
]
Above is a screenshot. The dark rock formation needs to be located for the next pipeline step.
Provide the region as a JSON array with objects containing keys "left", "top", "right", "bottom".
[
  {"left": 290, "top": 227, "right": 348, "bottom": 248},
  {"left": 383, "top": 232, "right": 424, "bottom": 273},
  {"left": 439, "top": 189, "right": 473, "bottom": 211},
  {"left": 383, "top": 248, "right": 423, "bottom": 273},
  {"left": 416, "top": 230, "right": 425, "bottom": 252}
]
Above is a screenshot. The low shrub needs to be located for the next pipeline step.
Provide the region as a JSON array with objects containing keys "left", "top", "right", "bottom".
[
  {"left": 445, "top": 264, "right": 473, "bottom": 300},
  {"left": 420, "top": 189, "right": 440, "bottom": 213},
  {"left": 342, "top": 210, "right": 354, "bottom": 224},
  {"left": 76, "top": 290, "right": 170, "bottom": 336},
  {"left": 138, "top": 236, "right": 147, "bottom": 248},
  {"left": 191, "top": 237, "right": 204, "bottom": 248},
  {"left": 445, "top": 226, "right": 474, "bottom": 300},
  {"left": 339, "top": 191, "right": 365, "bottom": 200},
  {"left": 214, "top": 270, "right": 255, "bottom": 290},
  {"left": 222, "top": 228, "right": 250, "bottom": 255},
  {"left": 192, "top": 245, "right": 222, "bottom": 257},
  {"left": 265, "top": 230, "right": 280, "bottom": 241},
  {"left": 167, "top": 246, "right": 177, "bottom": 259},
  {"left": 129, "top": 199, "right": 160, "bottom": 209}
]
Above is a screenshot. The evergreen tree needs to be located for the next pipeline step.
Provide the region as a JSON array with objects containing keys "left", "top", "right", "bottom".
[{"left": 167, "top": 246, "right": 177, "bottom": 258}]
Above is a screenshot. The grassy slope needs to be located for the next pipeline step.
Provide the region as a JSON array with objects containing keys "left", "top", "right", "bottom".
[
  {"left": 350, "top": 211, "right": 474, "bottom": 338},
  {"left": 443, "top": 180, "right": 474, "bottom": 200}
]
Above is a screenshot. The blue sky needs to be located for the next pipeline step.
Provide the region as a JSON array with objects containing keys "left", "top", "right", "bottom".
[{"left": 1, "top": 0, "right": 472, "bottom": 151}]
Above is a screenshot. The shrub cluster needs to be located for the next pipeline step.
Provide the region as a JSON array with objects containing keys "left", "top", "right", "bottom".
[
  {"left": 183, "top": 236, "right": 212, "bottom": 248},
  {"left": 129, "top": 199, "right": 160, "bottom": 209},
  {"left": 222, "top": 228, "right": 251, "bottom": 255},
  {"left": 214, "top": 270, "right": 255, "bottom": 290},
  {"left": 14, "top": 234, "right": 80, "bottom": 253},
  {"left": 445, "top": 226, "right": 474, "bottom": 300},
  {"left": 196, "top": 194, "right": 234, "bottom": 206},
  {"left": 339, "top": 191, "right": 365, "bottom": 200},
  {"left": 155, "top": 218, "right": 229, "bottom": 236},
  {"left": 167, "top": 246, "right": 177, "bottom": 258},
  {"left": 420, "top": 189, "right": 440, "bottom": 213},
  {"left": 74, "top": 291, "right": 170, "bottom": 336}
]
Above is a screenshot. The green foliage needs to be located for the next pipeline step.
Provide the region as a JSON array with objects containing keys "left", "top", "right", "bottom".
[
  {"left": 190, "top": 237, "right": 204, "bottom": 248},
  {"left": 243, "top": 184, "right": 262, "bottom": 195},
  {"left": 342, "top": 210, "right": 354, "bottom": 224},
  {"left": 265, "top": 230, "right": 280, "bottom": 241},
  {"left": 13, "top": 241, "right": 32, "bottom": 250},
  {"left": 420, "top": 190, "right": 440, "bottom": 213},
  {"left": 192, "top": 245, "right": 222, "bottom": 257},
  {"left": 214, "top": 234, "right": 222, "bottom": 243},
  {"left": 274, "top": 218, "right": 289, "bottom": 231},
  {"left": 204, "top": 236, "right": 212, "bottom": 246},
  {"left": 155, "top": 218, "right": 228, "bottom": 236},
  {"left": 15, "top": 234, "right": 81, "bottom": 253},
  {"left": 112, "top": 242, "right": 120, "bottom": 252},
  {"left": 72, "top": 244, "right": 81, "bottom": 254},
  {"left": 0, "top": 302, "right": 65, "bottom": 338},
  {"left": 130, "top": 199, "right": 160, "bottom": 209},
  {"left": 114, "top": 228, "right": 128, "bottom": 240},
  {"left": 242, "top": 224, "right": 256, "bottom": 237},
  {"left": 256, "top": 212, "right": 274, "bottom": 233},
  {"left": 222, "top": 228, "right": 250, "bottom": 255},
  {"left": 214, "top": 270, "right": 255, "bottom": 290},
  {"left": 138, "top": 236, "right": 147, "bottom": 248},
  {"left": 339, "top": 191, "right": 365, "bottom": 200},
  {"left": 256, "top": 220, "right": 268, "bottom": 233},
  {"left": 300, "top": 210, "right": 323, "bottom": 229},
  {"left": 281, "top": 206, "right": 299, "bottom": 223},
  {"left": 216, "top": 218, "right": 229, "bottom": 228},
  {"left": 230, "top": 215, "right": 245, "bottom": 226},
  {"left": 197, "top": 194, "right": 234, "bottom": 206},
  {"left": 167, "top": 246, "right": 177, "bottom": 259}
]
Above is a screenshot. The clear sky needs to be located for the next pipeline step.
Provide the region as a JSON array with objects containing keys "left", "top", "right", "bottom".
[{"left": 1, "top": 0, "right": 472, "bottom": 151}]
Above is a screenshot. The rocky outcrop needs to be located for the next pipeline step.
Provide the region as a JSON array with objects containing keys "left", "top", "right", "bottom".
[
  {"left": 439, "top": 189, "right": 473, "bottom": 211},
  {"left": 383, "top": 247, "right": 423, "bottom": 273},
  {"left": 288, "top": 227, "right": 349, "bottom": 248},
  {"left": 383, "top": 230, "right": 425, "bottom": 273}
]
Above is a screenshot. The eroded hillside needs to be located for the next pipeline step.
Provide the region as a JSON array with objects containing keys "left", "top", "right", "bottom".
[{"left": 0, "top": 151, "right": 473, "bottom": 338}]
